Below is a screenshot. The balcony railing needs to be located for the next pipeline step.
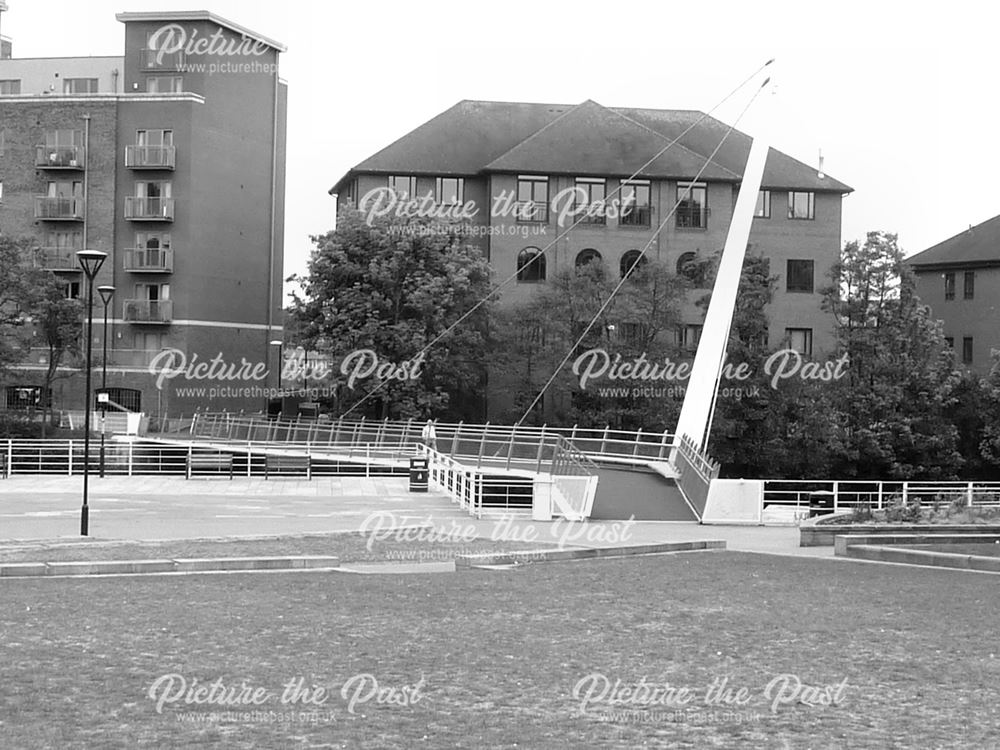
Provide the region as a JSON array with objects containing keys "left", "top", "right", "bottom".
[
  {"left": 34, "top": 196, "right": 84, "bottom": 220},
  {"left": 125, "top": 145, "right": 176, "bottom": 169},
  {"left": 124, "top": 247, "right": 174, "bottom": 272},
  {"left": 619, "top": 204, "right": 651, "bottom": 227},
  {"left": 514, "top": 201, "right": 549, "bottom": 223},
  {"left": 571, "top": 202, "right": 607, "bottom": 225},
  {"left": 36, "top": 247, "right": 82, "bottom": 271},
  {"left": 35, "top": 145, "right": 85, "bottom": 169},
  {"left": 123, "top": 299, "right": 172, "bottom": 323},
  {"left": 124, "top": 197, "right": 175, "bottom": 221},
  {"left": 675, "top": 205, "right": 710, "bottom": 229},
  {"left": 141, "top": 48, "right": 186, "bottom": 70}
]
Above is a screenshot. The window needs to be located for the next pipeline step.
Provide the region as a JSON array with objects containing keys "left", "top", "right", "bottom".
[
  {"left": 680, "top": 324, "right": 703, "bottom": 351},
  {"left": 619, "top": 180, "right": 651, "bottom": 226},
  {"left": 47, "top": 180, "right": 84, "bottom": 199},
  {"left": 136, "top": 181, "right": 172, "bottom": 199},
  {"left": 575, "top": 248, "right": 603, "bottom": 268},
  {"left": 963, "top": 337, "right": 974, "bottom": 364},
  {"left": 45, "top": 129, "right": 83, "bottom": 147},
  {"left": 387, "top": 175, "right": 417, "bottom": 199},
  {"left": 0, "top": 79, "right": 22, "bottom": 95},
  {"left": 786, "top": 328, "right": 813, "bottom": 357},
  {"left": 5, "top": 386, "right": 43, "bottom": 410},
  {"left": 964, "top": 271, "right": 975, "bottom": 300},
  {"left": 574, "top": 178, "right": 606, "bottom": 224},
  {"left": 676, "top": 183, "right": 708, "bottom": 228},
  {"left": 944, "top": 272, "right": 955, "bottom": 301},
  {"left": 63, "top": 78, "right": 99, "bottom": 94},
  {"left": 516, "top": 175, "right": 549, "bottom": 222},
  {"left": 343, "top": 179, "right": 357, "bottom": 207},
  {"left": 45, "top": 230, "right": 83, "bottom": 250},
  {"left": 435, "top": 177, "right": 464, "bottom": 205},
  {"left": 620, "top": 250, "right": 648, "bottom": 279},
  {"left": 133, "top": 331, "right": 166, "bottom": 350},
  {"left": 786, "top": 259, "right": 815, "bottom": 293},
  {"left": 136, "top": 232, "right": 171, "bottom": 251},
  {"left": 754, "top": 190, "right": 771, "bottom": 218},
  {"left": 137, "top": 129, "right": 174, "bottom": 148},
  {"left": 136, "top": 282, "right": 170, "bottom": 301},
  {"left": 64, "top": 281, "right": 81, "bottom": 299},
  {"left": 95, "top": 387, "right": 142, "bottom": 412},
  {"left": 676, "top": 251, "right": 706, "bottom": 287},
  {"left": 788, "top": 191, "right": 815, "bottom": 220},
  {"left": 516, "top": 247, "right": 546, "bottom": 283},
  {"left": 146, "top": 76, "right": 183, "bottom": 93}
]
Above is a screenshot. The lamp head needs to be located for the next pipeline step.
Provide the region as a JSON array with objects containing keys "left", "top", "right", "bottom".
[
  {"left": 97, "top": 285, "right": 115, "bottom": 306},
  {"left": 76, "top": 250, "right": 108, "bottom": 279}
]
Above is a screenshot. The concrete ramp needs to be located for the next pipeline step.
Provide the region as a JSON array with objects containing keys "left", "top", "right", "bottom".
[{"left": 589, "top": 462, "right": 697, "bottom": 521}]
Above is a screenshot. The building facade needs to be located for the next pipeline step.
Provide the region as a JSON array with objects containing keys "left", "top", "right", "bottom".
[
  {"left": 909, "top": 213, "right": 1000, "bottom": 373},
  {"left": 330, "top": 100, "right": 852, "bottom": 417},
  {"left": 0, "top": 7, "right": 287, "bottom": 420}
]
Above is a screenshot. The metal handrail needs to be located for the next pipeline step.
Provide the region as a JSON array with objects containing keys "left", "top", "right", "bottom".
[{"left": 763, "top": 479, "right": 1000, "bottom": 512}]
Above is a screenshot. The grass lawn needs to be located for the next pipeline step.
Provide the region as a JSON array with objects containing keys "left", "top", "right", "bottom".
[
  {"left": 2, "top": 551, "right": 999, "bottom": 749},
  {"left": 0, "top": 533, "right": 561, "bottom": 565}
]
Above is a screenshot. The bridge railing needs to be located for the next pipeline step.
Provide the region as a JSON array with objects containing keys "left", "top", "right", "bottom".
[{"left": 672, "top": 434, "right": 721, "bottom": 518}]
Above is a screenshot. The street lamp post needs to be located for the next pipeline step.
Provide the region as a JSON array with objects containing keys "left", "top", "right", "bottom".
[
  {"left": 76, "top": 250, "right": 107, "bottom": 537},
  {"left": 97, "top": 285, "right": 115, "bottom": 478}
]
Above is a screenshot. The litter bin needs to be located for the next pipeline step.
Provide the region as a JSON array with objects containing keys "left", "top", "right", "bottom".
[
  {"left": 809, "top": 491, "right": 835, "bottom": 517},
  {"left": 409, "top": 457, "right": 429, "bottom": 493}
]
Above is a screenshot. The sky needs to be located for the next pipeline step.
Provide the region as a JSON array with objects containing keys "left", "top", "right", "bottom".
[{"left": 3, "top": 0, "right": 999, "bottom": 302}]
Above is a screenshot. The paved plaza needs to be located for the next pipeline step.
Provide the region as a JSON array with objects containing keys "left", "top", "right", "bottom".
[{"left": 0, "top": 475, "right": 831, "bottom": 560}]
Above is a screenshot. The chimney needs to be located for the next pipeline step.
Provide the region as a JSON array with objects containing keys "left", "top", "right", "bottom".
[
  {"left": 0, "top": 1, "right": 11, "bottom": 60},
  {"left": 817, "top": 149, "right": 825, "bottom": 180}
]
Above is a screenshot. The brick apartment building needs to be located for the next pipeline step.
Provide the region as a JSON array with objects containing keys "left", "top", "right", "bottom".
[
  {"left": 330, "top": 100, "right": 852, "bottom": 415},
  {"left": 908, "top": 213, "right": 1000, "bottom": 373},
  {"left": 0, "top": 6, "right": 287, "bottom": 419}
]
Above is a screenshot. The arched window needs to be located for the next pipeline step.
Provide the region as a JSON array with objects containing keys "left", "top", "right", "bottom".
[
  {"left": 676, "top": 251, "right": 705, "bottom": 286},
  {"left": 516, "top": 247, "right": 546, "bottom": 282},
  {"left": 620, "top": 250, "right": 647, "bottom": 279},
  {"left": 575, "top": 248, "right": 603, "bottom": 268}
]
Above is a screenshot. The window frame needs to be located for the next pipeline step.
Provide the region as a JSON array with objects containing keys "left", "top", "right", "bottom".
[
  {"left": 146, "top": 76, "right": 184, "bottom": 94},
  {"left": 962, "top": 336, "right": 974, "bottom": 364},
  {"left": 786, "top": 327, "right": 814, "bottom": 357},
  {"left": 963, "top": 271, "right": 975, "bottom": 300},
  {"left": 573, "top": 177, "right": 607, "bottom": 224},
  {"left": 619, "top": 179, "right": 651, "bottom": 227},
  {"left": 787, "top": 191, "right": 816, "bottom": 220},
  {"left": 387, "top": 175, "right": 418, "bottom": 200},
  {"left": 516, "top": 175, "right": 549, "bottom": 223},
  {"left": 944, "top": 272, "right": 956, "bottom": 301},
  {"left": 434, "top": 177, "right": 464, "bottom": 206},
  {"left": 516, "top": 247, "right": 546, "bottom": 283},
  {"left": 0, "top": 79, "right": 21, "bottom": 95},
  {"left": 676, "top": 182, "right": 708, "bottom": 229},
  {"left": 754, "top": 190, "right": 771, "bottom": 218},
  {"left": 786, "top": 259, "right": 815, "bottom": 293}
]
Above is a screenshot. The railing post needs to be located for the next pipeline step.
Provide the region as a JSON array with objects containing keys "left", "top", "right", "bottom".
[
  {"left": 833, "top": 480, "right": 839, "bottom": 512},
  {"left": 600, "top": 425, "right": 609, "bottom": 455},
  {"left": 968, "top": 481, "right": 974, "bottom": 507},
  {"left": 333, "top": 417, "right": 342, "bottom": 446},
  {"left": 633, "top": 429, "right": 642, "bottom": 457},
  {"left": 68, "top": 439, "right": 73, "bottom": 476},
  {"left": 450, "top": 421, "right": 463, "bottom": 456},
  {"left": 658, "top": 430, "right": 670, "bottom": 460},
  {"left": 186, "top": 443, "right": 193, "bottom": 479},
  {"left": 6, "top": 440, "right": 12, "bottom": 477},
  {"left": 506, "top": 425, "right": 516, "bottom": 471},
  {"left": 877, "top": 482, "right": 883, "bottom": 510},
  {"left": 366, "top": 444, "right": 370, "bottom": 478},
  {"left": 128, "top": 441, "right": 134, "bottom": 476},
  {"left": 535, "top": 425, "right": 546, "bottom": 474},
  {"left": 477, "top": 423, "right": 488, "bottom": 471},
  {"left": 247, "top": 441, "right": 252, "bottom": 477},
  {"left": 902, "top": 482, "right": 908, "bottom": 505}
]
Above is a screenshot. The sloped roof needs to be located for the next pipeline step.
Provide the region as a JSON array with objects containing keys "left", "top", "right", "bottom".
[
  {"left": 908, "top": 213, "right": 1000, "bottom": 268},
  {"left": 331, "top": 99, "right": 853, "bottom": 195},
  {"left": 484, "top": 100, "right": 739, "bottom": 180},
  {"left": 616, "top": 107, "right": 852, "bottom": 192}
]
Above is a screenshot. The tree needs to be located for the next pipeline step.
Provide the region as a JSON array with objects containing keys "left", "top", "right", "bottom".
[
  {"left": 821, "top": 231, "right": 962, "bottom": 478},
  {"left": 34, "top": 284, "right": 83, "bottom": 437},
  {"left": 289, "top": 209, "right": 494, "bottom": 421},
  {"left": 0, "top": 236, "right": 40, "bottom": 374},
  {"left": 493, "top": 257, "right": 686, "bottom": 429}
]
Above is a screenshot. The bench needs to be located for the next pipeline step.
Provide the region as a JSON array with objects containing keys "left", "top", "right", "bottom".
[
  {"left": 186, "top": 453, "right": 234, "bottom": 479},
  {"left": 264, "top": 453, "right": 311, "bottom": 479}
]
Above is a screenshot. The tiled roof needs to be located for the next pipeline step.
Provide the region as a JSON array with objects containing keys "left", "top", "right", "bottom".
[
  {"left": 908, "top": 213, "right": 1000, "bottom": 268},
  {"left": 331, "top": 99, "right": 853, "bottom": 194}
]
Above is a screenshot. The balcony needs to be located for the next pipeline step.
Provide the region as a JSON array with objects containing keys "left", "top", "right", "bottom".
[
  {"left": 125, "top": 145, "right": 176, "bottom": 170},
  {"left": 34, "top": 196, "right": 84, "bottom": 220},
  {"left": 571, "top": 202, "right": 607, "bottom": 225},
  {"left": 124, "top": 197, "right": 174, "bottom": 221},
  {"left": 124, "top": 247, "right": 174, "bottom": 273},
  {"left": 619, "top": 204, "right": 652, "bottom": 227},
  {"left": 515, "top": 201, "right": 549, "bottom": 223},
  {"left": 35, "top": 145, "right": 85, "bottom": 169},
  {"left": 675, "top": 205, "right": 710, "bottom": 229},
  {"left": 123, "top": 299, "right": 172, "bottom": 324},
  {"left": 36, "top": 247, "right": 82, "bottom": 271},
  {"left": 141, "top": 48, "right": 186, "bottom": 70}
]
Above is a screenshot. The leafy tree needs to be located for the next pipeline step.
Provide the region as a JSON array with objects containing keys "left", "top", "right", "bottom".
[
  {"left": 822, "top": 231, "right": 962, "bottom": 478},
  {"left": 493, "top": 258, "right": 686, "bottom": 429},
  {"left": 34, "top": 284, "right": 83, "bottom": 437},
  {"left": 0, "top": 236, "right": 41, "bottom": 373},
  {"left": 289, "top": 209, "right": 494, "bottom": 421}
]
